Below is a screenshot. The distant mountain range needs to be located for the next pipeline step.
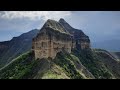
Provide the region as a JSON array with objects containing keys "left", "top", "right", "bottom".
[{"left": 0, "top": 29, "right": 39, "bottom": 68}]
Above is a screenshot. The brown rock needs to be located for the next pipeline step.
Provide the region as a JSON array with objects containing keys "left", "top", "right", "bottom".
[
  {"left": 32, "top": 19, "right": 91, "bottom": 59},
  {"left": 32, "top": 19, "right": 73, "bottom": 59}
]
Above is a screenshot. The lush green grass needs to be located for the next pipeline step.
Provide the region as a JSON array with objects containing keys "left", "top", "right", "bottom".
[
  {"left": 0, "top": 50, "right": 83, "bottom": 79},
  {"left": 41, "top": 64, "right": 69, "bottom": 79},
  {"left": 0, "top": 51, "right": 36, "bottom": 79},
  {"left": 54, "top": 51, "right": 84, "bottom": 79},
  {"left": 0, "top": 48, "right": 116, "bottom": 79},
  {"left": 42, "top": 70, "right": 62, "bottom": 79},
  {"left": 72, "top": 49, "right": 113, "bottom": 79}
]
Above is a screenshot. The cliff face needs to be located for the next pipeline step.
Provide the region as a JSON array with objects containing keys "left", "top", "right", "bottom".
[
  {"left": 32, "top": 19, "right": 72, "bottom": 59},
  {"left": 32, "top": 19, "right": 90, "bottom": 59},
  {"left": 1, "top": 19, "right": 120, "bottom": 79},
  {"left": 59, "top": 18, "right": 90, "bottom": 50}
]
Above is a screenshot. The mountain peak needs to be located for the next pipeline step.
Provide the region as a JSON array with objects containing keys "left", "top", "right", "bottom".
[
  {"left": 59, "top": 18, "right": 67, "bottom": 23},
  {"left": 44, "top": 19, "right": 58, "bottom": 27},
  {"left": 59, "top": 18, "right": 74, "bottom": 31},
  {"left": 41, "top": 19, "right": 70, "bottom": 34},
  {"left": 47, "top": 19, "right": 57, "bottom": 23}
]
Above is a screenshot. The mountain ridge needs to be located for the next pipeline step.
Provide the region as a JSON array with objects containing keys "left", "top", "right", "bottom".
[
  {"left": 0, "top": 18, "right": 120, "bottom": 79},
  {"left": 1, "top": 48, "right": 120, "bottom": 79},
  {"left": 32, "top": 18, "right": 90, "bottom": 60},
  {"left": 0, "top": 29, "right": 39, "bottom": 68}
]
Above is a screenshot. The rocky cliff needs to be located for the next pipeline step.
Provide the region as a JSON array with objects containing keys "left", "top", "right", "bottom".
[
  {"left": 32, "top": 19, "right": 72, "bottom": 59},
  {"left": 59, "top": 18, "right": 90, "bottom": 50},
  {"left": 32, "top": 18, "right": 90, "bottom": 59},
  {"left": 1, "top": 19, "right": 120, "bottom": 79}
]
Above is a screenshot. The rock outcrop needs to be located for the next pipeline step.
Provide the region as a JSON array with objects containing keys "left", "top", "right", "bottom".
[
  {"left": 59, "top": 18, "right": 90, "bottom": 50},
  {"left": 32, "top": 19, "right": 73, "bottom": 59},
  {"left": 32, "top": 18, "right": 90, "bottom": 59}
]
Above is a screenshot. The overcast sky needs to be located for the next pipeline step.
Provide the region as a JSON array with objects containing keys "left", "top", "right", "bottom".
[{"left": 0, "top": 11, "right": 120, "bottom": 43}]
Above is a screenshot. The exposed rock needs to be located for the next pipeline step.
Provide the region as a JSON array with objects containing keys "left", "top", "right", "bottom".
[
  {"left": 59, "top": 18, "right": 90, "bottom": 50},
  {"left": 32, "top": 19, "right": 91, "bottom": 59},
  {"left": 32, "top": 19, "right": 72, "bottom": 59}
]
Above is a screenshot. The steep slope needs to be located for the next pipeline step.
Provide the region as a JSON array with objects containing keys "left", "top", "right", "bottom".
[
  {"left": 72, "top": 49, "right": 115, "bottom": 79},
  {"left": 108, "top": 52, "right": 120, "bottom": 61},
  {"left": 32, "top": 18, "right": 91, "bottom": 60},
  {"left": 32, "top": 19, "right": 73, "bottom": 59},
  {"left": 0, "top": 29, "right": 39, "bottom": 68},
  {"left": 112, "top": 52, "right": 120, "bottom": 60},
  {"left": 0, "top": 18, "right": 119, "bottom": 79},
  {"left": 94, "top": 49, "right": 120, "bottom": 78},
  {"left": 53, "top": 51, "right": 94, "bottom": 79},
  {"left": 0, "top": 50, "right": 94, "bottom": 79},
  {"left": 0, "top": 49, "right": 119, "bottom": 79},
  {"left": 59, "top": 18, "right": 90, "bottom": 50},
  {"left": 0, "top": 51, "right": 35, "bottom": 79},
  {"left": 41, "top": 19, "right": 70, "bottom": 34}
]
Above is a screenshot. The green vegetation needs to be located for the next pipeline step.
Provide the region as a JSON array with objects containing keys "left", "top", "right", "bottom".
[
  {"left": 0, "top": 29, "right": 39, "bottom": 69},
  {"left": 0, "top": 48, "right": 117, "bottom": 79},
  {"left": 0, "top": 51, "right": 36, "bottom": 79},
  {"left": 41, "top": 64, "right": 69, "bottom": 79},
  {"left": 0, "top": 50, "right": 73, "bottom": 79},
  {"left": 42, "top": 70, "right": 62, "bottom": 79},
  {"left": 72, "top": 49, "right": 113, "bottom": 79},
  {"left": 54, "top": 51, "right": 84, "bottom": 79}
]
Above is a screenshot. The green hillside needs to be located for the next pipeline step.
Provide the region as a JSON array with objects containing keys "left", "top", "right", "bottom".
[
  {"left": 0, "top": 29, "right": 39, "bottom": 69},
  {"left": 0, "top": 49, "right": 120, "bottom": 79}
]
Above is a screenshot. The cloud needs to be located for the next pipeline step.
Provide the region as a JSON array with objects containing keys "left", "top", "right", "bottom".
[
  {"left": 0, "top": 11, "right": 71, "bottom": 21},
  {"left": 0, "top": 11, "right": 72, "bottom": 33},
  {"left": 1, "top": 11, "right": 120, "bottom": 42}
]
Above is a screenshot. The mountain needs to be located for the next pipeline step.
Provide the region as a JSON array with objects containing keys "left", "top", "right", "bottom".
[
  {"left": 0, "top": 29, "right": 39, "bottom": 68},
  {"left": 59, "top": 18, "right": 90, "bottom": 50},
  {"left": 109, "top": 52, "right": 120, "bottom": 61},
  {"left": 92, "top": 39, "right": 120, "bottom": 52},
  {"left": 1, "top": 48, "right": 120, "bottom": 79},
  {"left": 94, "top": 49, "right": 120, "bottom": 78},
  {"left": 0, "top": 18, "right": 120, "bottom": 79},
  {"left": 32, "top": 18, "right": 90, "bottom": 60},
  {"left": 0, "top": 51, "right": 94, "bottom": 79},
  {"left": 114, "top": 52, "right": 120, "bottom": 60}
]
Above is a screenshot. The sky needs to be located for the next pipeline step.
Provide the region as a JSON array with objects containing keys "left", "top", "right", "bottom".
[{"left": 0, "top": 11, "right": 120, "bottom": 43}]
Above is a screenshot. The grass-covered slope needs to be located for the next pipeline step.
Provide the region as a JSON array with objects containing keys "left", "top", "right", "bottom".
[
  {"left": 110, "top": 52, "right": 120, "bottom": 61},
  {"left": 72, "top": 49, "right": 115, "bottom": 79},
  {"left": 0, "top": 51, "right": 35, "bottom": 79},
  {"left": 94, "top": 49, "right": 120, "bottom": 78},
  {"left": 53, "top": 51, "right": 94, "bottom": 79},
  {"left": 0, "top": 29, "right": 39, "bottom": 68},
  {"left": 0, "top": 49, "right": 119, "bottom": 79},
  {"left": 0, "top": 50, "right": 94, "bottom": 79}
]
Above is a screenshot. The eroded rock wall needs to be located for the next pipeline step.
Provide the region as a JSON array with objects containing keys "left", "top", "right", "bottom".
[
  {"left": 32, "top": 26, "right": 72, "bottom": 59},
  {"left": 32, "top": 19, "right": 91, "bottom": 59}
]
